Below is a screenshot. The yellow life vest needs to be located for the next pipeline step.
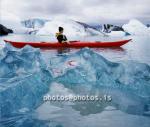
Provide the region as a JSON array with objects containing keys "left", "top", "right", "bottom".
[
  {"left": 56, "top": 32, "right": 62, "bottom": 37},
  {"left": 55, "top": 32, "right": 67, "bottom": 43}
]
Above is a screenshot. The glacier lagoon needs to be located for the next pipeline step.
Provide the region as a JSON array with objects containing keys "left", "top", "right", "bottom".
[{"left": 0, "top": 34, "right": 150, "bottom": 127}]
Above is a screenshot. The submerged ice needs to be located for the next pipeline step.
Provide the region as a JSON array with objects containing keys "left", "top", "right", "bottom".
[{"left": 0, "top": 45, "right": 150, "bottom": 119}]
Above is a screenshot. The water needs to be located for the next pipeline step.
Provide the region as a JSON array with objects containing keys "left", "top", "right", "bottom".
[
  {"left": 1, "top": 34, "right": 150, "bottom": 64},
  {"left": 0, "top": 34, "right": 150, "bottom": 127}
]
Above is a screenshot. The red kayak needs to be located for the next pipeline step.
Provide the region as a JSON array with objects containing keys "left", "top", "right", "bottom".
[{"left": 4, "top": 39, "right": 131, "bottom": 48}]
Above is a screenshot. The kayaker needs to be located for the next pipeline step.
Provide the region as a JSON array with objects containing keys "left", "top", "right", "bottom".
[{"left": 56, "top": 27, "right": 68, "bottom": 43}]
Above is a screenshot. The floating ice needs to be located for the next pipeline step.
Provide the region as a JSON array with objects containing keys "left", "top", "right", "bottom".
[
  {"left": 36, "top": 17, "right": 103, "bottom": 37},
  {"left": 123, "top": 19, "right": 150, "bottom": 35},
  {"left": 108, "top": 31, "right": 126, "bottom": 37},
  {"left": 0, "top": 11, "right": 30, "bottom": 34},
  {"left": 0, "top": 44, "right": 52, "bottom": 117},
  {"left": 1, "top": 45, "right": 150, "bottom": 119},
  {"left": 21, "top": 18, "right": 49, "bottom": 29},
  {"left": 54, "top": 48, "right": 150, "bottom": 97}
]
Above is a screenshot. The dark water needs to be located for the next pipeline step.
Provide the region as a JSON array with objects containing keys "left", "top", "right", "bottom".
[{"left": 0, "top": 34, "right": 150, "bottom": 127}]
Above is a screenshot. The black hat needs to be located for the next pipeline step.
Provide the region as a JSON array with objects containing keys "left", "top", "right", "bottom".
[{"left": 59, "top": 27, "right": 64, "bottom": 32}]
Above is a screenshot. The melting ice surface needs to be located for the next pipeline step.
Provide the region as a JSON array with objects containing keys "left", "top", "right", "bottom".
[
  {"left": 0, "top": 35, "right": 150, "bottom": 127},
  {"left": 0, "top": 44, "right": 52, "bottom": 117}
]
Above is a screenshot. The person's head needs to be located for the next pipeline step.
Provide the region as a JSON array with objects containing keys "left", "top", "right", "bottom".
[{"left": 59, "top": 27, "right": 64, "bottom": 33}]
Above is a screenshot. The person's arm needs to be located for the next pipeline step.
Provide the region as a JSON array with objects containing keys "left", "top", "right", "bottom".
[
  {"left": 63, "top": 35, "right": 67, "bottom": 41},
  {"left": 63, "top": 35, "right": 69, "bottom": 43}
]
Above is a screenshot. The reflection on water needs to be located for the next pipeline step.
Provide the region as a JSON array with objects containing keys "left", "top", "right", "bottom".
[
  {"left": 0, "top": 113, "right": 52, "bottom": 127},
  {"left": 57, "top": 48, "right": 71, "bottom": 55},
  {"left": 34, "top": 83, "right": 150, "bottom": 127}
]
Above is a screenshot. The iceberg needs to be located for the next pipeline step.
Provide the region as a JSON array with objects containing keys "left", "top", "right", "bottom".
[
  {"left": 21, "top": 18, "right": 50, "bottom": 29},
  {"left": 123, "top": 19, "right": 150, "bottom": 35},
  {"left": 21, "top": 18, "right": 50, "bottom": 34},
  {"left": 108, "top": 31, "right": 126, "bottom": 37},
  {"left": 0, "top": 11, "right": 30, "bottom": 34},
  {"left": 77, "top": 22, "right": 102, "bottom": 31},
  {"left": 53, "top": 48, "right": 150, "bottom": 97},
  {"left": 0, "top": 44, "right": 52, "bottom": 117},
  {"left": 1, "top": 45, "right": 150, "bottom": 119},
  {"left": 47, "top": 48, "right": 150, "bottom": 116},
  {"left": 36, "top": 17, "right": 104, "bottom": 37}
]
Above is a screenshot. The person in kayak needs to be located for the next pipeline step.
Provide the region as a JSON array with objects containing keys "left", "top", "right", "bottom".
[{"left": 56, "top": 27, "right": 68, "bottom": 43}]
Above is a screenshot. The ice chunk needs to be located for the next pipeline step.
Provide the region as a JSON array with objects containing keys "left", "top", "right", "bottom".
[
  {"left": 123, "top": 19, "right": 150, "bottom": 35},
  {"left": 108, "top": 31, "right": 126, "bottom": 37},
  {"left": 0, "top": 43, "right": 46, "bottom": 78},
  {"left": 54, "top": 48, "right": 150, "bottom": 97},
  {"left": 36, "top": 17, "right": 103, "bottom": 37},
  {"left": 0, "top": 11, "right": 30, "bottom": 34},
  {"left": 0, "top": 44, "right": 52, "bottom": 117},
  {"left": 21, "top": 18, "right": 50, "bottom": 34},
  {"left": 18, "top": 108, "right": 30, "bottom": 113},
  {"left": 21, "top": 18, "right": 50, "bottom": 29},
  {"left": 1, "top": 45, "right": 150, "bottom": 119}
]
